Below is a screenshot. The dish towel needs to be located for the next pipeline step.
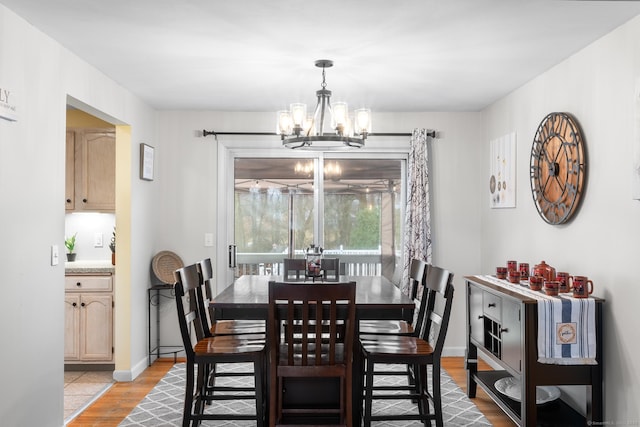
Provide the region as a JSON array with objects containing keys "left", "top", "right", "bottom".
[{"left": 537, "top": 295, "right": 597, "bottom": 365}]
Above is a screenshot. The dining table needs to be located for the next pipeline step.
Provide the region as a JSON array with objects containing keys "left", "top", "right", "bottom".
[{"left": 210, "top": 274, "right": 415, "bottom": 425}]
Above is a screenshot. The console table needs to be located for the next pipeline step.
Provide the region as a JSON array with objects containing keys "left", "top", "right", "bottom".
[{"left": 465, "top": 275, "right": 603, "bottom": 426}]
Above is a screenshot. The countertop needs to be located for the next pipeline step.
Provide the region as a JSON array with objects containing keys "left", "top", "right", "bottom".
[{"left": 65, "top": 260, "right": 115, "bottom": 274}]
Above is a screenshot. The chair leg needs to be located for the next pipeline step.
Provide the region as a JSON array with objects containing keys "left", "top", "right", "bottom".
[
  {"left": 253, "top": 355, "right": 265, "bottom": 427},
  {"left": 416, "top": 364, "right": 432, "bottom": 427},
  {"left": 194, "top": 364, "right": 208, "bottom": 427},
  {"left": 363, "top": 359, "right": 375, "bottom": 427},
  {"left": 432, "top": 362, "right": 443, "bottom": 427},
  {"left": 183, "top": 360, "right": 195, "bottom": 427}
]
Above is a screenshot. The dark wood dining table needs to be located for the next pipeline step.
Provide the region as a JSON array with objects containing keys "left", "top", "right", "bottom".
[{"left": 210, "top": 274, "right": 415, "bottom": 425}]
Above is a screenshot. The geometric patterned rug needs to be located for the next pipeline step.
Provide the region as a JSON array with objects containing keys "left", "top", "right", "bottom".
[{"left": 119, "top": 363, "right": 490, "bottom": 426}]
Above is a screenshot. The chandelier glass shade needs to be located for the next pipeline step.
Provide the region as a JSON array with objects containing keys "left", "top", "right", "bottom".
[{"left": 277, "top": 60, "right": 372, "bottom": 150}]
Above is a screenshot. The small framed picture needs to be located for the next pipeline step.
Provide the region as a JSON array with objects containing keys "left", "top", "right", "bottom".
[{"left": 140, "top": 143, "right": 155, "bottom": 181}]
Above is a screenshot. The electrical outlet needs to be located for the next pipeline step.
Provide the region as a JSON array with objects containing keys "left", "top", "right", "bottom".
[
  {"left": 51, "top": 245, "right": 59, "bottom": 266},
  {"left": 204, "top": 233, "right": 214, "bottom": 247},
  {"left": 94, "top": 232, "right": 103, "bottom": 247}
]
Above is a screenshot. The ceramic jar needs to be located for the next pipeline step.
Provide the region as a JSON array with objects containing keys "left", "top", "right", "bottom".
[{"left": 533, "top": 260, "right": 556, "bottom": 281}]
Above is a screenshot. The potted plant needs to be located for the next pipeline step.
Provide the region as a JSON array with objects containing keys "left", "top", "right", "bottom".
[
  {"left": 109, "top": 227, "right": 116, "bottom": 265},
  {"left": 65, "top": 233, "right": 77, "bottom": 262}
]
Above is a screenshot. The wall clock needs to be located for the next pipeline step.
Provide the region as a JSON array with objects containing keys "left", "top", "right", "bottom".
[{"left": 530, "top": 112, "right": 585, "bottom": 225}]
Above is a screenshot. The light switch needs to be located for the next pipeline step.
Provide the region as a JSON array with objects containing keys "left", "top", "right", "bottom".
[
  {"left": 51, "top": 245, "right": 59, "bottom": 266},
  {"left": 94, "top": 232, "right": 103, "bottom": 247},
  {"left": 204, "top": 233, "right": 214, "bottom": 247}
]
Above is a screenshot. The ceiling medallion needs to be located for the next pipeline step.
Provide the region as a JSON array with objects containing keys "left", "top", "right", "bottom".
[{"left": 277, "top": 60, "right": 371, "bottom": 150}]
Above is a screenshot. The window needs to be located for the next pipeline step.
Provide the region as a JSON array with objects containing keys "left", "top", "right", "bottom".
[{"left": 234, "top": 156, "right": 405, "bottom": 279}]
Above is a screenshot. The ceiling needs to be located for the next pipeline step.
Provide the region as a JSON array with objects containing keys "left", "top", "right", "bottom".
[{"left": 3, "top": 0, "right": 640, "bottom": 112}]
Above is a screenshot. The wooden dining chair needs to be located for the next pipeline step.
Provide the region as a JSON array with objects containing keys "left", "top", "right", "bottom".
[
  {"left": 174, "top": 264, "right": 267, "bottom": 427},
  {"left": 268, "top": 280, "right": 357, "bottom": 427},
  {"left": 321, "top": 257, "right": 340, "bottom": 281},
  {"left": 359, "top": 258, "right": 428, "bottom": 336},
  {"left": 359, "top": 265, "right": 454, "bottom": 427},
  {"left": 196, "top": 258, "right": 265, "bottom": 336},
  {"left": 283, "top": 258, "right": 306, "bottom": 280}
]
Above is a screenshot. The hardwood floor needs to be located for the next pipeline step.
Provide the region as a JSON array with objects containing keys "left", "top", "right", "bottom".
[{"left": 69, "top": 356, "right": 515, "bottom": 426}]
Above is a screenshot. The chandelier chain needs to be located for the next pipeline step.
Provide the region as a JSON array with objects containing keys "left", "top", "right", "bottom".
[{"left": 321, "top": 65, "right": 327, "bottom": 90}]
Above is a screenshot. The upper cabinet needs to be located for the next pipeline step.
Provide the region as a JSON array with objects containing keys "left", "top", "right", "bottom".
[{"left": 66, "top": 128, "right": 115, "bottom": 212}]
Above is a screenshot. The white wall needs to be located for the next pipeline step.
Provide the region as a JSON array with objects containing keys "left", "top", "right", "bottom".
[
  {"left": 0, "top": 5, "right": 158, "bottom": 425},
  {"left": 482, "top": 14, "right": 640, "bottom": 422}
]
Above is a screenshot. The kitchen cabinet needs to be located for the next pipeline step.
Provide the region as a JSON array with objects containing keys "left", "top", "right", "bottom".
[
  {"left": 64, "top": 274, "right": 113, "bottom": 363},
  {"left": 465, "top": 275, "right": 603, "bottom": 426},
  {"left": 65, "top": 128, "right": 115, "bottom": 212}
]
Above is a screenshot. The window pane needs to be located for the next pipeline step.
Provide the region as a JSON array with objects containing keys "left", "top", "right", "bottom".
[
  {"left": 234, "top": 158, "right": 314, "bottom": 258},
  {"left": 323, "top": 159, "right": 402, "bottom": 278}
]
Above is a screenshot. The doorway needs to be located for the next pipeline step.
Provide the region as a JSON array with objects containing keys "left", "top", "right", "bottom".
[{"left": 63, "top": 98, "right": 132, "bottom": 421}]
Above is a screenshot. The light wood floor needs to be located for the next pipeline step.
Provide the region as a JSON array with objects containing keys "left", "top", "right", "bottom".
[{"left": 68, "top": 356, "right": 515, "bottom": 426}]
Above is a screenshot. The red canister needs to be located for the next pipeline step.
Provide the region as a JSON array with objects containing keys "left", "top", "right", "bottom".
[{"left": 533, "top": 261, "right": 556, "bottom": 281}]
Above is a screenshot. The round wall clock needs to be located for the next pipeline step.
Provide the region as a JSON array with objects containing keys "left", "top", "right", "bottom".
[{"left": 530, "top": 112, "right": 585, "bottom": 225}]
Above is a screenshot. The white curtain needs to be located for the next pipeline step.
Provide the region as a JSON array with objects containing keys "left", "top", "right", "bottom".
[{"left": 401, "top": 128, "right": 433, "bottom": 295}]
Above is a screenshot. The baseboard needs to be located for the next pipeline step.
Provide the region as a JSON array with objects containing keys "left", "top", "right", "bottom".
[
  {"left": 442, "top": 346, "right": 466, "bottom": 357},
  {"left": 113, "top": 356, "right": 149, "bottom": 382}
]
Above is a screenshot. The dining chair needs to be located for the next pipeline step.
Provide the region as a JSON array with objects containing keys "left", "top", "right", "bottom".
[
  {"left": 194, "top": 258, "right": 266, "bottom": 397},
  {"left": 359, "top": 265, "right": 454, "bottom": 427},
  {"left": 196, "top": 258, "right": 265, "bottom": 336},
  {"left": 359, "top": 258, "right": 428, "bottom": 336},
  {"left": 283, "top": 258, "right": 307, "bottom": 280},
  {"left": 321, "top": 257, "right": 340, "bottom": 281},
  {"left": 174, "top": 263, "right": 267, "bottom": 427},
  {"left": 268, "top": 280, "right": 357, "bottom": 427}
]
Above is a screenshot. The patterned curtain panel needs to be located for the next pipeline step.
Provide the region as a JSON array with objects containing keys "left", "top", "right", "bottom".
[{"left": 401, "top": 128, "right": 433, "bottom": 295}]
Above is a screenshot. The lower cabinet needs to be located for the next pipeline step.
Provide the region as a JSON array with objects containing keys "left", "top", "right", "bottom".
[{"left": 64, "top": 274, "right": 113, "bottom": 363}]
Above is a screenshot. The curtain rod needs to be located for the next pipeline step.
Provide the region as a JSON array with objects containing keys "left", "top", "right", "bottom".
[{"left": 202, "top": 130, "right": 436, "bottom": 138}]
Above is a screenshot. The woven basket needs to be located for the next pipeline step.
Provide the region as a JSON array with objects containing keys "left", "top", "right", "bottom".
[{"left": 151, "top": 251, "right": 184, "bottom": 285}]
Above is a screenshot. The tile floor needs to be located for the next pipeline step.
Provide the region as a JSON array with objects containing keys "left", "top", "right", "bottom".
[{"left": 64, "top": 370, "right": 114, "bottom": 424}]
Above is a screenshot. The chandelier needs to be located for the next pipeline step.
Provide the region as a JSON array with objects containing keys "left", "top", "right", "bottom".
[{"left": 277, "top": 60, "right": 372, "bottom": 150}]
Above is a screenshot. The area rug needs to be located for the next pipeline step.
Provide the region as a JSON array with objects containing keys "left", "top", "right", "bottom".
[{"left": 119, "top": 363, "right": 490, "bottom": 426}]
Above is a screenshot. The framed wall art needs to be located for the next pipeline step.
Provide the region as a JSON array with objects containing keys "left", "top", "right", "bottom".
[
  {"left": 489, "top": 132, "right": 516, "bottom": 208},
  {"left": 140, "top": 143, "right": 155, "bottom": 181}
]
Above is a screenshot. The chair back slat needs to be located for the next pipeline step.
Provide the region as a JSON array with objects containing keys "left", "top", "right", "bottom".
[
  {"left": 198, "top": 258, "right": 214, "bottom": 283},
  {"left": 408, "top": 258, "right": 427, "bottom": 300},
  {"left": 283, "top": 258, "right": 306, "bottom": 280},
  {"left": 418, "top": 265, "right": 455, "bottom": 355},
  {"left": 321, "top": 258, "right": 340, "bottom": 281},
  {"left": 405, "top": 259, "right": 429, "bottom": 333},
  {"left": 269, "top": 281, "right": 356, "bottom": 368},
  {"left": 173, "top": 264, "right": 205, "bottom": 355}
]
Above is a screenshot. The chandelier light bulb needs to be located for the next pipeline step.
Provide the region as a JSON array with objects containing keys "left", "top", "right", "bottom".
[
  {"left": 331, "top": 102, "right": 349, "bottom": 134},
  {"left": 290, "top": 103, "right": 307, "bottom": 130},
  {"left": 277, "top": 110, "right": 292, "bottom": 135},
  {"left": 354, "top": 108, "right": 372, "bottom": 135},
  {"left": 303, "top": 115, "right": 316, "bottom": 136}
]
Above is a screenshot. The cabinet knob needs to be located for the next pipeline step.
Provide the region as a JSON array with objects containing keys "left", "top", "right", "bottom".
[
  {"left": 81, "top": 302, "right": 86, "bottom": 307},
  {"left": 82, "top": 198, "right": 88, "bottom": 203},
  {"left": 76, "top": 282, "right": 81, "bottom": 287},
  {"left": 72, "top": 302, "right": 77, "bottom": 307},
  {"left": 66, "top": 198, "right": 71, "bottom": 203},
  {"left": 487, "top": 303, "right": 496, "bottom": 308}
]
